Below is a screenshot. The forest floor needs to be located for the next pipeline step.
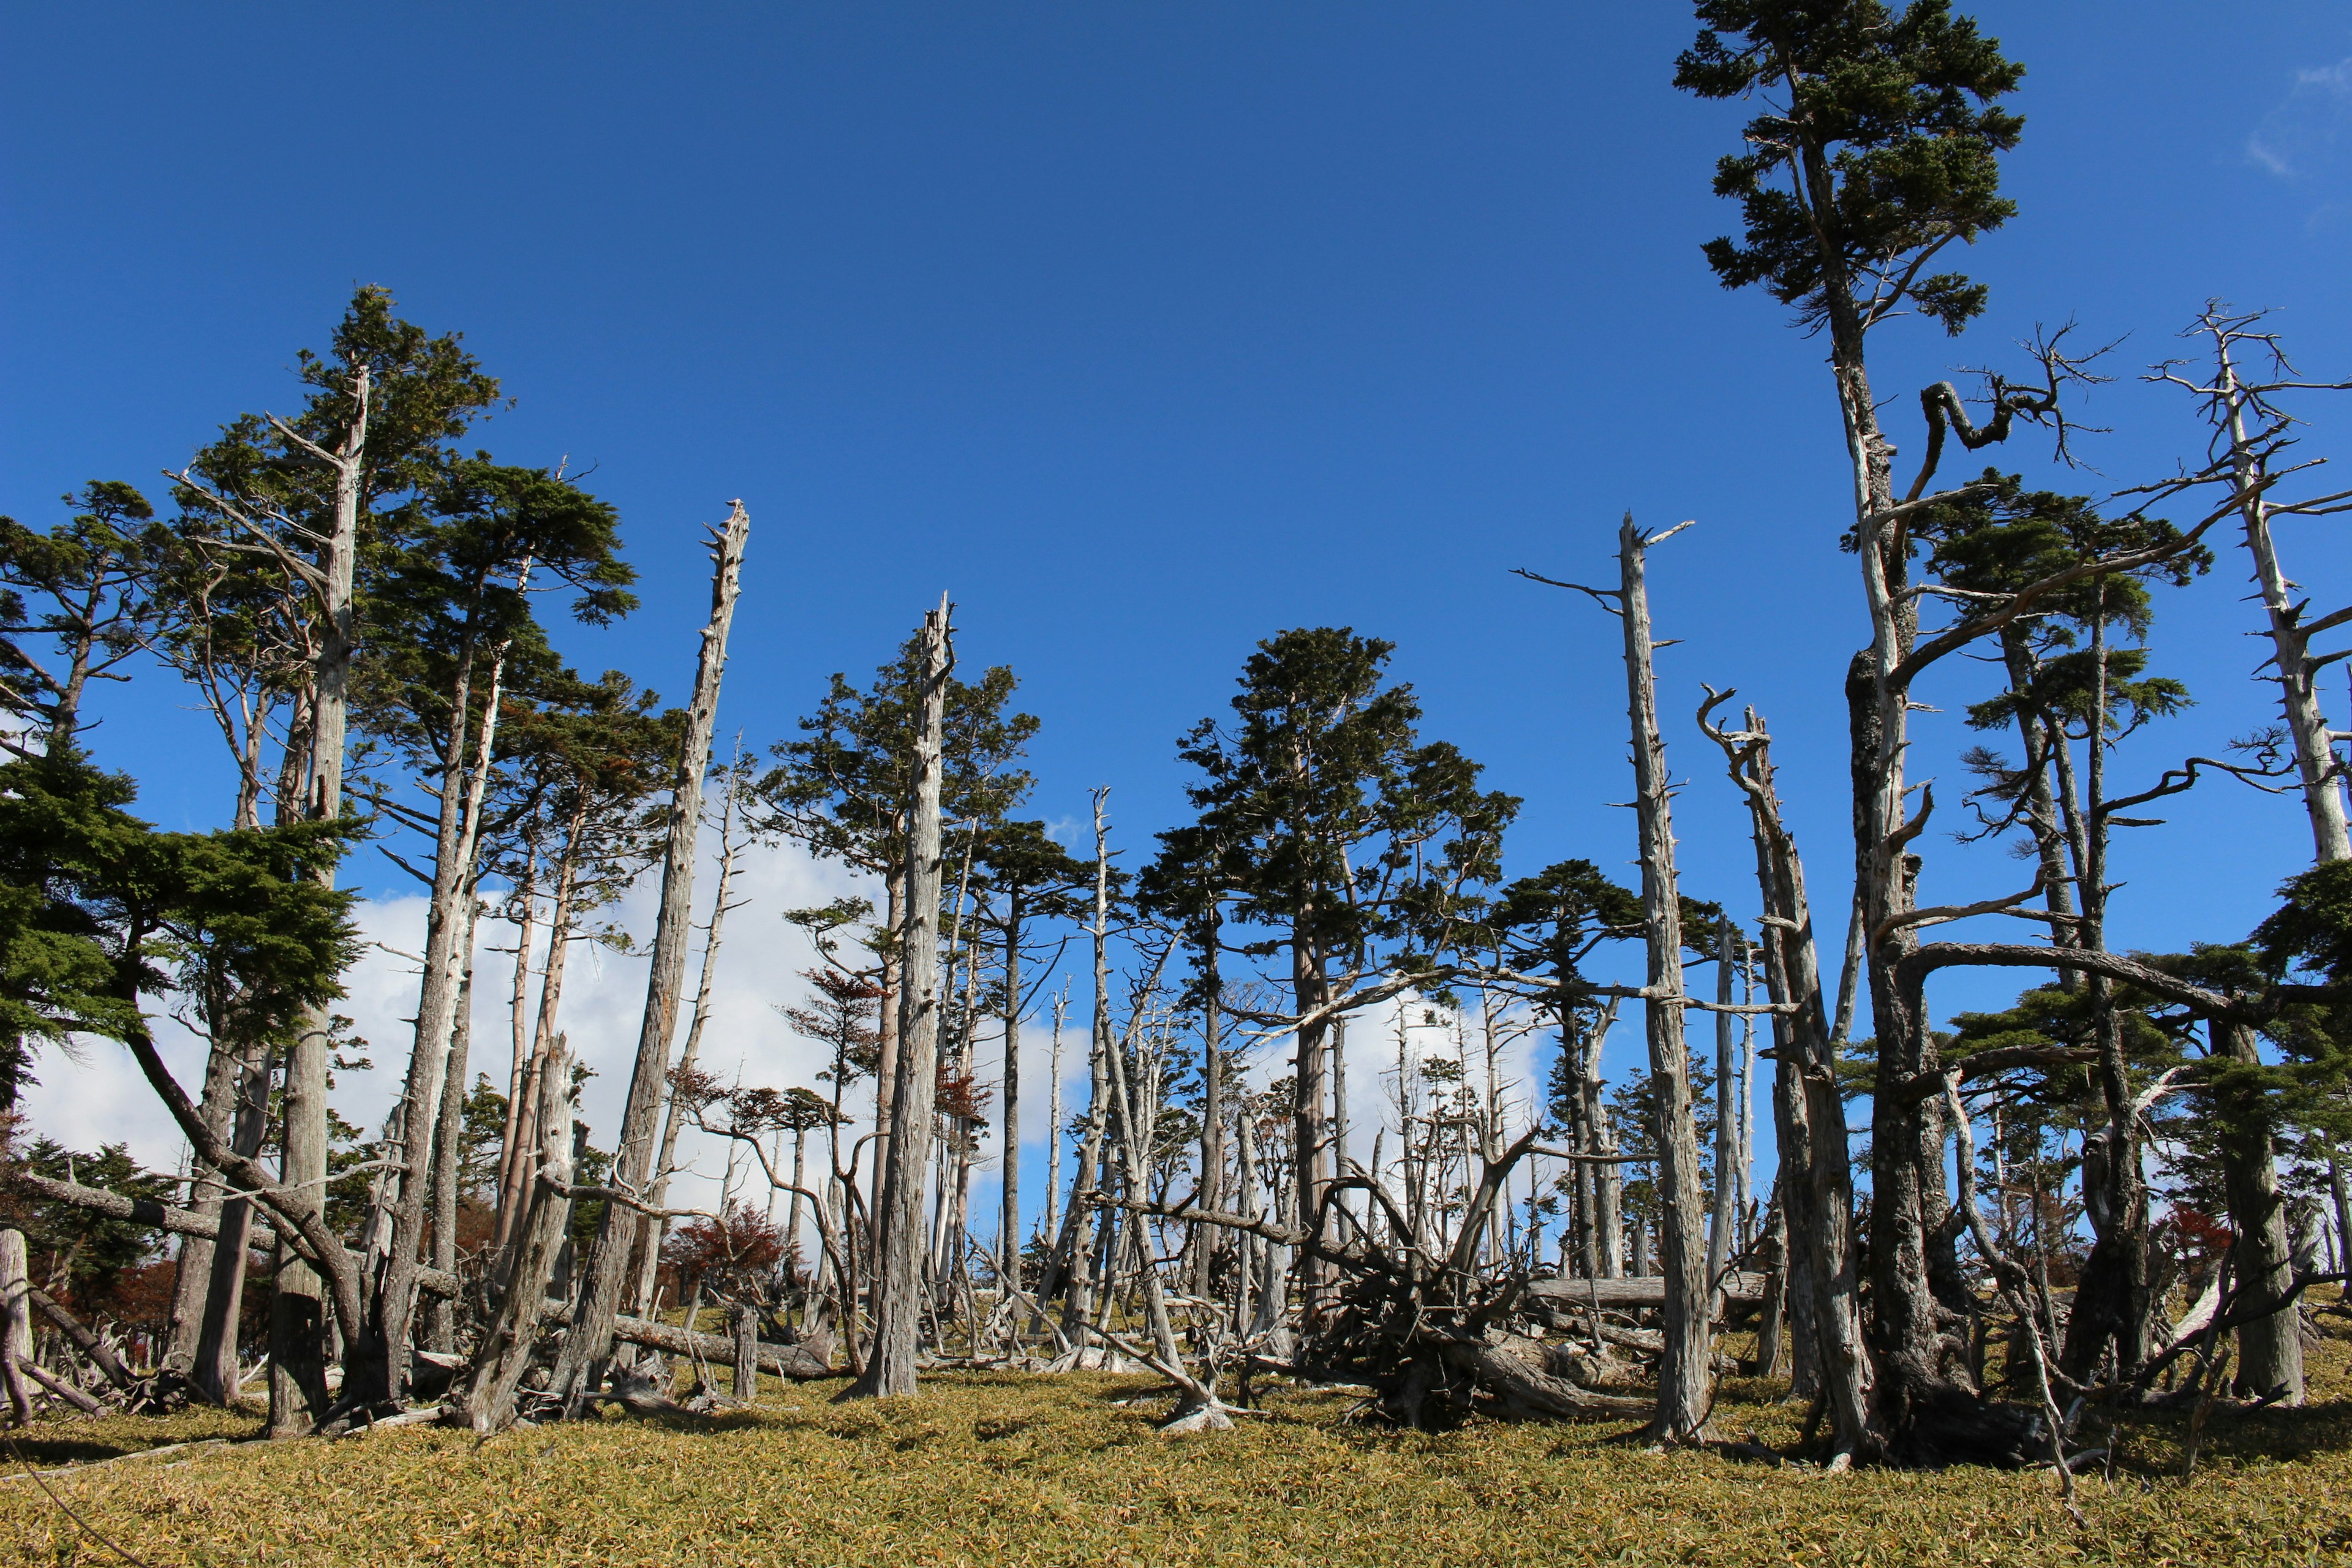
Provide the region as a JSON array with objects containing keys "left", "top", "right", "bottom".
[{"left": 1, "top": 1308, "right": 2348, "bottom": 1567}]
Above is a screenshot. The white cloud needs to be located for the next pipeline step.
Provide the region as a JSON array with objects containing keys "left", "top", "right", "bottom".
[{"left": 2248, "top": 55, "right": 2352, "bottom": 180}]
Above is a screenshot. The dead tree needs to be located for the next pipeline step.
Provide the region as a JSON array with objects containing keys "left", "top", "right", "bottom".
[
  {"left": 1521, "top": 515, "right": 1714, "bottom": 1440},
  {"left": 551, "top": 502, "right": 750, "bottom": 1411},
  {"left": 842, "top": 595, "right": 952, "bottom": 1400},
  {"left": 1699, "top": 692, "right": 1871, "bottom": 1462}
]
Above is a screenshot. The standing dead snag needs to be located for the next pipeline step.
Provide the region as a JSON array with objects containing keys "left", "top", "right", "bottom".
[
  {"left": 552, "top": 500, "right": 750, "bottom": 1412},
  {"left": 843, "top": 595, "right": 952, "bottom": 1400},
  {"left": 1605, "top": 514, "right": 1714, "bottom": 1443},
  {"left": 1699, "top": 691, "right": 1871, "bottom": 1461}
]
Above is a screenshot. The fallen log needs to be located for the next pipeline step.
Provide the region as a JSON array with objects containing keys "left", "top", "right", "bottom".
[
  {"left": 12, "top": 1174, "right": 459, "bottom": 1298},
  {"left": 16, "top": 1356, "right": 104, "bottom": 1415},
  {"left": 1523, "top": 1272, "right": 1765, "bottom": 1313},
  {"left": 26, "top": 1286, "right": 139, "bottom": 1395},
  {"left": 607, "top": 1314, "right": 837, "bottom": 1381}
]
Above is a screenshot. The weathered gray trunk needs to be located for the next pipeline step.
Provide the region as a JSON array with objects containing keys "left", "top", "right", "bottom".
[
  {"left": 631, "top": 793, "right": 747, "bottom": 1324},
  {"left": 1708, "top": 913, "right": 1737, "bottom": 1292},
  {"left": 1614, "top": 514, "right": 1711, "bottom": 1441},
  {"left": 271, "top": 363, "right": 368, "bottom": 1433},
  {"left": 165, "top": 1040, "right": 243, "bottom": 1372},
  {"left": 998, "top": 887, "right": 1024, "bottom": 1286},
  {"left": 0, "top": 1231, "right": 32, "bottom": 1425},
  {"left": 372, "top": 633, "right": 513, "bottom": 1403},
  {"left": 192, "top": 1037, "right": 271, "bottom": 1402},
  {"left": 1706, "top": 698, "right": 1869, "bottom": 1455},
  {"left": 495, "top": 807, "right": 587, "bottom": 1251},
  {"left": 552, "top": 502, "right": 749, "bottom": 1409},
  {"left": 2215, "top": 1019, "right": 2304, "bottom": 1403},
  {"left": 842, "top": 595, "right": 950, "bottom": 1400},
  {"left": 462, "top": 1044, "right": 575, "bottom": 1435},
  {"left": 423, "top": 950, "right": 477, "bottom": 1355}
]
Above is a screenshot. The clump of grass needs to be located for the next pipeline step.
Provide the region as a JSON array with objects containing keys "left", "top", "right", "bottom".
[{"left": 0, "top": 1322, "right": 2345, "bottom": 1566}]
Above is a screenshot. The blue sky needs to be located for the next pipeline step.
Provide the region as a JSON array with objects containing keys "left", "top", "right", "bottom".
[{"left": 7, "top": 4, "right": 2352, "bottom": 1217}]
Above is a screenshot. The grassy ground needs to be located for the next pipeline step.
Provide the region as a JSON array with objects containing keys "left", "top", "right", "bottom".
[{"left": 2, "top": 1321, "right": 2348, "bottom": 1567}]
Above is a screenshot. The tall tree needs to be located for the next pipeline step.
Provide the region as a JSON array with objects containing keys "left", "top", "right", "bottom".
[
  {"left": 756, "top": 636, "right": 1036, "bottom": 1234},
  {"left": 353, "top": 459, "right": 636, "bottom": 1403},
  {"left": 1170, "top": 627, "right": 1516, "bottom": 1304},
  {"left": 973, "top": 820, "right": 1090, "bottom": 1285},
  {"left": 843, "top": 596, "right": 952, "bottom": 1400},
  {"left": 550, "top": 501, "right": 747, "bottom": 1411},
  {"left": 170, "top": 285, "right": 502, "bottom": 1430}
]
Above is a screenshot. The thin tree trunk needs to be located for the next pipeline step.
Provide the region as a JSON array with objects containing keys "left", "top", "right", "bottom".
[
  {"left": 843, "top": 595, "right": 950, "bottom": 1400},
  {"left": 632, "top": 776, "right": 747, "bottom": 1323},
  {"left": 165, "top": 1041, "right": 241, "bottom": 1372},
  {"left": 1613, "top": 514, "right": 1711, "bottom": 1442},
  {"left": 370, "top": 628, "right": 514, "bottom": 1403},
  {"left": 497, "top": 802, "right": 586, "bottom": 1250},
  {"left": 423, "top": 944, "right": 477, "bottom": 1355},
  {"left": 552, "top": 503, "right": 749, "bottom": 1409},
  {"left": 2215, "top": 1019, "right": 2304, "bottom": 1403},
  {"left": 1709, "top": 912, "right": 1737, "bottom": 1294},
  {"left": 192, "top": 1036, "right": 270, "bottom": 1403},
  {"left": 1704, "top": 697, "right": 1869, "bottom": 1457},
  {"left": 998, "top": 888, "right": 1023, "bottom": 1286},
  {"left": 462, "top": 1044, "right": 575, "bottom": 1434},
  {"left": 271, "top": 365, "right": 368, "bottom": 1431}
]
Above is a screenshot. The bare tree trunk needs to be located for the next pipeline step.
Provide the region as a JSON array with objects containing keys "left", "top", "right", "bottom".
[
  {"left": 165, "top": 1042, "right": 241, "bottom": 1372},
  {"left": 370, "top": 630, "right": 514, "bottom": 1403},
  {"left": 998, "top": 888, "right": 1023, "bottom": 1287},
  {"left": 1702, "top": 696, "right": 1870, "bottom": 1458},
  {"left": 496, "top": 804, "right": 586, "bottom": 1251},
  {"left": 552, "top": 503, "right": 749, "bottom": 1410},
  {"left": 1708, "top": 912, "right": 1737, "bottom": 1295},
  {"left": 2214, "top": 1019, "right": 2304, "bottom": 1403},
  {"left": 423, "top": 946, "right": 477, "bottom": 1355},
  {"left": 843, "top": 595, "right": 950, "bottom": 1401},
  {"left": 270, "top": 364, "right": 368, "bottom": 1433},
  {"left": 462, "top": 1044, "right": 575, "bottom": 1435},
  {"left": 193, "top": 1037, "right": 271, "bottom": 1402},
  {"left": 1613, "top": 514, "right": 1711, "bottom": 1442},
  {"left": 491, "top": 854, "right": 537, "bottom": 1242},
  {"left": 1043, "top": 992, "right": 1066, "bottom": 1254},
  {"left": 631, "top": 775, "right": 748, "bottom": 1324},
  {"left": 0, "top": 1232, "right": 32, "bottom": 1426},
  {"left": 731, "top": 1302, "right": 758, "bottom": 1401},
  {"left": 1192, "top": 933, "right": 1223, "bottom": 1299}
]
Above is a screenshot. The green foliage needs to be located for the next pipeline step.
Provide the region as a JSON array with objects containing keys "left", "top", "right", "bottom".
[
  {"left": 760, "top": 629, "right": 1040, "bottom": 880},
  {"left": 1172, "top": 628, "right": 1518, "bottom": 982},
  {"left": 0, "top": 749, "right": 359, "bottom": 1099},
  {"left": 1676, "top": 0, "right": 2025, "bottom": 336},
  {"left": 3, "top": 1137, "right": 173, "bottom": 1303},
  {"left": 0, "top": 482, "right": 161, "bottom": 753}
]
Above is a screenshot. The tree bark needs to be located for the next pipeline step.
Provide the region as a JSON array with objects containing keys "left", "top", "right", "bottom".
[
  {"left": 552, "top": 502, "right": 749, "bottom": 1409},
  {"left": 1704, "top": 698, "right": 1869, "bottom": 1455},
  {"left": 842, "top": 595, "right": 950, "bottom": 1400},
  {"left": 0, "top": 1232, "right": 32, "bottom": 1426},
  {"left": 423, "top": 949, "right": 476, "bottom": 1355},
  {"left": 998, "top": 885, "right": 1023, "bottom": 1286},
  {"left": 192, "top": 1036, "right": 270, "bottom": 1402},
  {"left": 165, "top": 1040, "right": 242, "bottom": 1372},
  {"left": 2214, "top": 1019, "right": 2304, "bottom": 1403},
  {"left": 631, "top": 786, "right": 747, "bottom": 1325},
  {"left": 271, "top": 362, "right": 368, "bottom": 1433},
  {"left": 369, "top": 630, "right": 513, "bottom": 1403},
  {"left": 1613, "top": 514, "right": 1711, "bottom": 1442},
  {"left": 462, "top": 1044, "right": 575, "bottom": 1436}
]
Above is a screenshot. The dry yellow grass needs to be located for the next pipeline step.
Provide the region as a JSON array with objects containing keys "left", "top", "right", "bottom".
[{"left": 1, "top": 1322, "right": 2346, "bottom": 1567}]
